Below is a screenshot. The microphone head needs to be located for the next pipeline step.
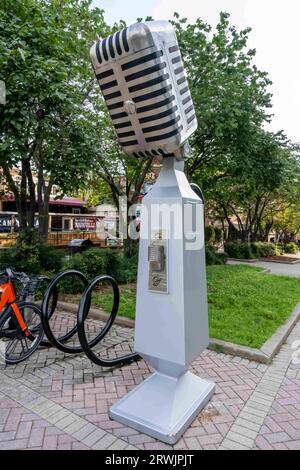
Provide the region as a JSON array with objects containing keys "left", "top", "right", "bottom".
[{"left": 90, "top": 20, "right": 197, "bottom": 160}]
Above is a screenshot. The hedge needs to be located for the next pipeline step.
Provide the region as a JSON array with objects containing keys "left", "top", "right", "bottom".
[
  {"left": 206, "top": 244, "right": 228, "bottom": 265},
  {"left": 225, "top": 241, "right": 277, "bottom": 260},
  {"left": 0, "top": 244, "right": 64, "bottom": 274},
  {"left": 66, "top": 248, "right": 138, "bottom": 283},
  {"left": 284, "top": 242, "right": 298, "bottom": 254}
]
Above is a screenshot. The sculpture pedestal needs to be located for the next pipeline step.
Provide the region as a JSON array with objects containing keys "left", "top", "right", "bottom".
[
  {"left": 110, "top": 158, "right": 215, "bottom": 444},
  {"left": 110, "top": 370, "right": 215, "bottom": 444}
]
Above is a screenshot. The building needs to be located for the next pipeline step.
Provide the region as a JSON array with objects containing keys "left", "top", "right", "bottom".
[{"left": 0, "top": 168, "right": 121, "bottom": 248}]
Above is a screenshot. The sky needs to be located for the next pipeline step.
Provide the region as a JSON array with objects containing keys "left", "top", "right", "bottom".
[{"left": 92, "top": 0, "right": 300, "bottom": 143}]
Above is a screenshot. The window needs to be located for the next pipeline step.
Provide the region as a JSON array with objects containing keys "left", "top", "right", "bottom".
[{"left": 63, "top": 219, "right": 71, "bottom": 231}]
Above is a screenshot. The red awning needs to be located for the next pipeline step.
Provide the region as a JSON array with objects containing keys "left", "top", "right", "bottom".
[
  {"left": 50, "top": 197, "right": 86, "bottom": 207},
  {"left": 2, "top": 194, "right": 86, "bottom": 207}
]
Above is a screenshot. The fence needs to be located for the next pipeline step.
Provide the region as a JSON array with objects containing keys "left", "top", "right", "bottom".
[{"left": 0, "top": 212, "right": 123, "bottom": 249}]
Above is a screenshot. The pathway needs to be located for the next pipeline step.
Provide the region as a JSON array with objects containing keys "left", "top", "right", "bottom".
[
  {"left": 0, "top": 310, "right": 299, "bottom": 450},
  {"left": 228, "top": 258, "right": 300, "bottom": 277}
]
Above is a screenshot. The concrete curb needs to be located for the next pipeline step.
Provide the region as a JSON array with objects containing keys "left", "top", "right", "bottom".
[
  {"left": 229, "top": 257, "right": 300, "bottom": 265},
  {"left": 57, "top": 301, "right": 135, "bottom": 328},
  {"left": 228, "top": 258, "right": 259, "bottom": 263},
  {"left": 58, "top": 300, "right": 300, "bottom": 364},
  {"left": 260, "top": 258, "right": 300, "bottom": 265},
  {"left": 207, "top": 339, "right": 269, "bottom": 363}
]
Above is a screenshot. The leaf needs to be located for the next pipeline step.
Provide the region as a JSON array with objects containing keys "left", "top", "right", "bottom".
[{"left": 18, "top": 47, "right": 26, "bottom": 62}]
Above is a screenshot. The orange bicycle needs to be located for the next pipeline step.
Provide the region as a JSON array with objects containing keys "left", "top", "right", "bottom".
[{"left": 0, "top": 267, "right": 44, "bottom": 364}]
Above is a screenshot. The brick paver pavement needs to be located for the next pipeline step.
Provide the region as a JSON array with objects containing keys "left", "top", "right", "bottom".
[{"left": 0, "top": 309, "right": 299, "bottom": 450}]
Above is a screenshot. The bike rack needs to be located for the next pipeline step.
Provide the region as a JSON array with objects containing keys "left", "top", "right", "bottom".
[{"left": 41, "top": 269, "right": 140, "bottom": 367}]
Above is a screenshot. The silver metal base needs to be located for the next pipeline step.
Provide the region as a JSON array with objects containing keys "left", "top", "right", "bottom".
[{"left": 109, "top": 371, "right": 215, "bottom": 444}]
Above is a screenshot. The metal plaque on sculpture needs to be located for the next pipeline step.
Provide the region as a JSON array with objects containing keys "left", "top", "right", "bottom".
[{"left": 148, "top": 230, "right": 168, "bottom": 293}]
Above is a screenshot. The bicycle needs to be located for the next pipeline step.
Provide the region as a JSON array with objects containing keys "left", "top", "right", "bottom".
[{"left": 0, "top": 267, "right": 44, "bottom": 364}]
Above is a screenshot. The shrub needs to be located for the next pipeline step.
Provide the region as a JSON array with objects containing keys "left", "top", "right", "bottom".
[
  {"left": 275, "top": 243, "right": 285, "bottom": 255},
  {"left": 80, "top": 248, "right": 108, "bottom": 277},
  {"left": 225, "top": 242, "right": 255, "bottom": 259},
  {"left": 205, "top": 244, "right": 217, "bottom": 265},
  {"left": 62, "top": 248, "right": 138, "bottom": 290},
  {"left": 1, "top": 245, "right": 36, "bottom": 274},
  {"left": 225, "top": 241, "right": 277, "bottom": 259},
  {"left": 0, "top": 243, "right": 64, "bottom": 275},
  {"left": 37, "top": 244, "right": 64, "bottom": 272},
  {"left": 205, "top": 226, "right": 215, "bottom": 244},
  {"left": 214, "top": 226, "right": 223, "bottom": 244},
  {"left": 284, "top": 242, "right": 298, "bottom": 254},
  {"left": 254, "top": 242, "right": 276, "bottom": 257},
  {"left": 115, "top": 253, "right": 138, "bottom": 283},
  {"left": 60, "top": 254, "right": 87, "bottom": 294},
  {"left": 205, "top": 244, "right": 227, "bottom": 265},
  {"left": 216, "top": 251, "right": 228, "bottom": 264}
]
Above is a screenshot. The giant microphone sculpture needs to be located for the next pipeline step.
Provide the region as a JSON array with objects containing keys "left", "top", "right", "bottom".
[{"left": 90, "top": 20, "right": 215, "bottom": 444}]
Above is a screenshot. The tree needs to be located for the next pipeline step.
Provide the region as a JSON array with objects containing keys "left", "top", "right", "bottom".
[
  {"left": 0, "top": 0, "right": 110, "bottom": 242},
  {"left": 206, "top": 130, "right": 296, "bottom": 242},
  {"left": 268, "top": 150, "right": 300, "bottom": 242},
  {"left": 171, "top": 12, "right": 300, "bottom": 242},
  {"left": 81, "top": 109, "right": 158, "bottom": 254},
  {"left": 172, "top": 12, "right": 273, "bottom": 182}
]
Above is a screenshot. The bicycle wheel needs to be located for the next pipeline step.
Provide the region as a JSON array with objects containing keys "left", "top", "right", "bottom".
[{"left": 0, "top": 302, "right": 44, "bottom": 364}]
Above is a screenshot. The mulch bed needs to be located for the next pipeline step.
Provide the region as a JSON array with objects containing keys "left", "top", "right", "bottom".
[{"left": 261, "top": 256, "right": 300, "bottom": 264}]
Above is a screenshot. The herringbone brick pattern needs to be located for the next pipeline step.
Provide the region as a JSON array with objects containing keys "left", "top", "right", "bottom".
[
  {"left": 44, "top": 352, "right": 265, "bottom": 450},
  {"left": 0, "top": 309, "right": 299, "bottom": 450},
  {"left": 0, "top": 396, "right": 90, "bottom": 449},
  {"left": 255, "top": 376, "right": 300, "bottom": 450}
]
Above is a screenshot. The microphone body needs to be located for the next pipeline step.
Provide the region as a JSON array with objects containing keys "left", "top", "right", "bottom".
[{"left": 90, "top": 21, "right": 197, "bottom": 160}]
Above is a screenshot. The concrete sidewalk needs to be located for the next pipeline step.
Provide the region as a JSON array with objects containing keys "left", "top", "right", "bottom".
[{"left": 0, "top": 310, "right": 299, "bottom": 450}]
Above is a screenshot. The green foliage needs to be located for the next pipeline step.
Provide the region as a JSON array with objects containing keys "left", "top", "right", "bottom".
[
  {"left": 37, "top": 244, "right": 64, "bottom": 272},
  {"left": 63, "top": 248, "right": 138, "bottom": 287},
  {"left": 225, "top": 242, "right": 255, "bottom": 259},
  {"left": 0, "top": 245, "right": 40, "bottom": 274},
  {"left": 225, "top": 241, "right": 276, "bottom": 259},
  {"left": 95, "top": 264, "right": 300, "bottom": 348},
  {"left": 0, "top": 243, "right": 63, "bottom": 274},
  {"left": 173, "top": 12, "right": 273, "bottom": 178},
  {"left": 205, "top": 226, "right": 215, "bottom": 244},
  {"left": 214, "top": 227, "right": 223, "bottom": 244},
  {"left": 172, "top": 12, "right": 298, "bottom": 243},
  {"left": 284, "top": 242, "right": 298, "bottom": 254},
  {"left": 205, "top": 226, "right": 223, "bottom": 247},
  {"left": 254, "top": 242, "right": 276, "bottom": 257},
  {"left": 275, "top": 243, "right": 285, "bottom": 255},
  {"left": 0, "top": 0, "right": 113, "bottom": 239},
  {"left": 215, "top": 251, "right": 228, "bottom": 264},
  {"left": 205, "top": 244, "right": 227, "bottom": 265},
  {"left": 92, "top": 285, "right": 136, "bottom": 320},
  {"left": 207, "top": 264, "right": 300, "bottom": 348},
  {"left": 114, "top": 253, "right": 138, "bottom": 284}
]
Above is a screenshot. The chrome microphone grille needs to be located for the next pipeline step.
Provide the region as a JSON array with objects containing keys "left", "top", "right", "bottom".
[{"left": 90, "top": 21, "right": 197, "bottom": 160}]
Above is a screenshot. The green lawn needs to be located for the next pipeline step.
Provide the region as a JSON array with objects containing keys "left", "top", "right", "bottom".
[{"left": 91, "top": 264, "right": 300, "bottom": 349}]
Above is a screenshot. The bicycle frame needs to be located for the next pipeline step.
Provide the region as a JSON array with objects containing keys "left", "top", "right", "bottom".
[{"left": 0, "top": 280, "right": 29, "bottom": 336}]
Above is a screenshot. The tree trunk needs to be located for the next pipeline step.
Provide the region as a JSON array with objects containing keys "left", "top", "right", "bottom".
[
  {"left": 17, "top": 159, "right": 30, "bottom": 234},
  {"left": 38, "top": 201, "right": 50, "bottom": 243},
  {"left": 123, "top": 199, "right": 139, "bottom": 257},
  {"left": 37, "top": 177, "right": 52, "bottom": 243},
  {"left": 24, "top": 159, "right": 36, "bottom": 229}
]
